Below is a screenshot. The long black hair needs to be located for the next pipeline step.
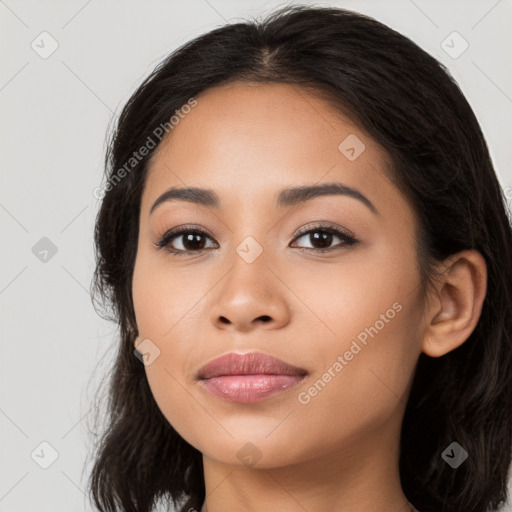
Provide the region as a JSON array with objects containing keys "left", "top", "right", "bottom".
[{"left": 87, "top": 5, "right": 512, "bottom": 512}]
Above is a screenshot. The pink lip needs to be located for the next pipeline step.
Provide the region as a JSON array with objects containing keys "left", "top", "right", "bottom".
[{"left": 197, "top": 352, "right": 308, "bottom": 403}]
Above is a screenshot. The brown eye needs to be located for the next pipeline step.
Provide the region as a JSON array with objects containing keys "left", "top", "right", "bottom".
[
  {"left": 155, "top": 223, "right": 357, "bottom": 256},
  {"left": 155, "top": 227, "right": 217, "bottom": 255},
  {"left": 290, "top": 225, "right": 357, "bottom": 253}
]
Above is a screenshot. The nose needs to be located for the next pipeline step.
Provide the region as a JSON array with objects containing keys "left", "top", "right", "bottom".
[{"left": 209, "top": 248, "right": 290, "bottom": 333}]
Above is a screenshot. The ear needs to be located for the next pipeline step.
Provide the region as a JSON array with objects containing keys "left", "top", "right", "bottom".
[
  {"left": 422, "top": 249, "right": 487, "bottom": 358},
  {"left": 134, "top": 336, "right": 140, "bottom": 350}
]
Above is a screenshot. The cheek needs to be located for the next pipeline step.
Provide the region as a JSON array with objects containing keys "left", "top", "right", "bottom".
[
  {"left": 131, "top": 251, "right": 213, "bottom": 446},
  {"left": 288, "top": 248, "right": 421, "bottom": 415},
  {"left": 290, "top": 296, "right": 420, "bottom": 454},
  {"left": 284, "top": 248, "right": 417, "bottom": 352},
  {"left": 132, "top": 247, "right": 200, "bottom": 337}
]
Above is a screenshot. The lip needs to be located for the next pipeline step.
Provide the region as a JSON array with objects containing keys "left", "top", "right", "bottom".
[{"left": 197, "top": 352, "right": 308, "bottom": 403}]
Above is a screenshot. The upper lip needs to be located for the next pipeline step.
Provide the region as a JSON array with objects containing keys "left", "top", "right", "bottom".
[{"left": 197, "top": 352, "right": 309, "bottom": 380}]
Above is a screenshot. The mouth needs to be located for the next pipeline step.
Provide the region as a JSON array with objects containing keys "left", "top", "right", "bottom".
[{"left": 197, "top": 351, "right": 308, "bottom": 403}]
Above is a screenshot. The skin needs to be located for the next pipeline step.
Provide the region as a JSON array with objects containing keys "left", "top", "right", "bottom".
[{"left": 131, "top": 81, "right": 487, "bottom": 512}]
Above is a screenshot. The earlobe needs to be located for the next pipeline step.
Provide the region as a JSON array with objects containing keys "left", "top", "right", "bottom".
[{"left": 422, "top": 250, "right": 487, "bottom": 358}]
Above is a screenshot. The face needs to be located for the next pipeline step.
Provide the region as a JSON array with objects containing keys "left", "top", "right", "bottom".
[{"left": 132, "top": 81, "right": 426, "bottom": 468}]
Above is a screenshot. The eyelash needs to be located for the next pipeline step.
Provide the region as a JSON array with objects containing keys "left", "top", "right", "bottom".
[{"left": 154, "top": 223, "right": 358, "bottom": 256}]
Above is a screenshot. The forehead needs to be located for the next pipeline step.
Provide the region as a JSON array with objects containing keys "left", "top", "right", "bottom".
[{"left": 142, "top": 82, "right": 403, "bottom": 217}]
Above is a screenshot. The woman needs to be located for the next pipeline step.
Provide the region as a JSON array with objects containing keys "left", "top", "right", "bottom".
[{"left": 87, "top": 5, "right": 512, "bottom": 512}]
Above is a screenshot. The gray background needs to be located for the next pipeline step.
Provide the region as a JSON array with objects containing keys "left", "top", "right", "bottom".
[{"left": 1, "top": 0, "right": 511, "bottom": 510}]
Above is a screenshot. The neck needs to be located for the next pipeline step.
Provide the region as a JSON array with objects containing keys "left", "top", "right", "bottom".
[{"left": 199, "top": 413, "right": 412, "bottom": 512}]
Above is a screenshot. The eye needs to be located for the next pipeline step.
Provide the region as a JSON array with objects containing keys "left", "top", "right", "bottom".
[
  {"left": 155, "top": 225, "right": 218, "bottom": 256},
  {"left": 289, "top": 223, "right": 358, "bottom": 253},
  {"left": 155, "top": 223, "right": 358, "bottom": 256}
]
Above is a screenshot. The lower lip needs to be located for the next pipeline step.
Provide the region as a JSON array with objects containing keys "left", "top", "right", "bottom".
[{"left": 199, "top": 374, "right": 306, "bottom": 403}]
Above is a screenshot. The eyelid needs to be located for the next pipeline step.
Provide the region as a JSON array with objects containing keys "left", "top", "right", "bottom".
[
  {"left": 154, "top": 224, "right": 218, "bottom": 248},
  {"left": 155, "top": 221, "right": 358, "bottom": 256},
  {"left": 292, "top": 221, "right": 355, "bottom": 240},
  {"left": 156, "top": 221, "right": 354, "bottom": 240}
]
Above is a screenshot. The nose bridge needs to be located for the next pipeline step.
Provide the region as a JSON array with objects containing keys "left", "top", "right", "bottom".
[
  {"left": 225, "top": 229, "right": 271, "bottom": 295},
  {"left": 207, "top": 223, "right": 284, "bottom": 326},
  {"left": 215, "top": 197, "right": 283, "bottom": 289},
  {"left": 234, "top": 232, "right": 267, "bottom": 266},
  {"left": 227, "top": 197, "right": 274, "bottom": 265}
]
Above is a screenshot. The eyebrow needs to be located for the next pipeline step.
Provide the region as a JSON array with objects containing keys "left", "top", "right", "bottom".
[{"left": 149, "top": 182, "right": 378, "bottom": 215}]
